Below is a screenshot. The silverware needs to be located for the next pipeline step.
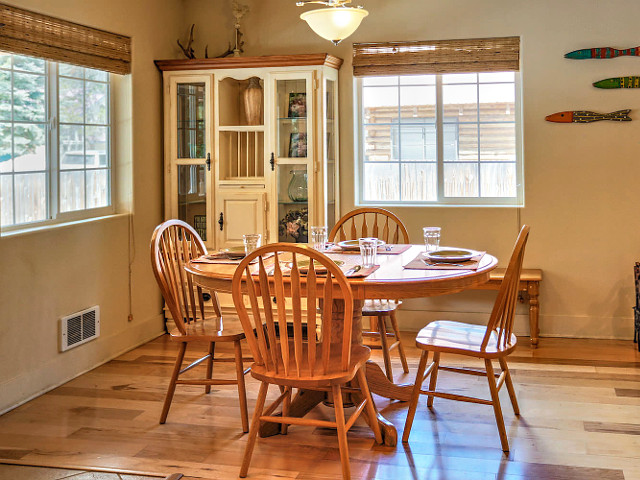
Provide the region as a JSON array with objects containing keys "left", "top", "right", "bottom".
[
  {"left": 345, "top": 265, "right": 362, "bottom": 276},
  {"left": 422, "top": 259, "right": 467, "bottom": 267}
]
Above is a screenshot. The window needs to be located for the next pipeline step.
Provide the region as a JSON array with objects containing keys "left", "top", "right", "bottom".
[
  {"left": 357, "top": 72, "right": 522, "bottom": 206},
  {"left": 0, "top": 53, "right": 112, "bottom": 229}
]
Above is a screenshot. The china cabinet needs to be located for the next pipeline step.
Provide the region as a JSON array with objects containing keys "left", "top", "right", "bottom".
[{"left": 155, "top": 54, "right": 342, "bottom": 250}]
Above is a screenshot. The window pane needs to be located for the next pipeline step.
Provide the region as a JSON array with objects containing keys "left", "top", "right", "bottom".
[
  {"left": 394, "top": 125, "right": 437, "bottom": 161},
  {"left": 400, "top": 75, "right": 435, "bottom": 85},
  {"left": 443, "top": 84, "right": 478, "bottom": 123},
  {"left": 481, "top": 163, "right": 516, "bottom": 197},
  {"left": 14, "top": 172, "right": 46, "bottom": 223},
  {"left": 363, "top": 124, "right": 393, "bottom": 162},
  {"left": 1, "top": 174, "right": 13, "bottom": 225},
  {"left": 479, "top": 72, "right": 515, "bottom": 83},
  {"left": 456, "top": 123, "right": 479, "bottom": 162},
  {"left": 401, "top": 163, "right": 437, "bottom": 201},
  {"left": 86, "top": 81, "right": 108, "bottom": 125},
  {"left": 479, "top": 83, "right": 515, "bottom": 122},
  {"left": 480, "top": 123, "right": 516, "bottom": 162},
  {"left": 363, "top": 86, "right": 399, "bottom": 123},
  {"left": 443, "top": 73, "right": 477, "bottom": 84},
  {"left": 443, "top": 123, "right": 462, "bottom": 162},
  {"left": 14, "top": 124, "right": 46, "bottom": 172},
  {"left": 0, "top": 123, "right": 11, "bottom": 172},
  {"left": 363, "top": 76, "right": 398, "bottom": 86},
  {"left": 59, "top": 63, "right": 84, "bottom": 78},
  {"left": 400, "top": 85, "right": 435, "bottom": 120},
  {"left": 0, "top": 53, "right": 11, "bottom": 69},
  {"left": 0, "top": 71, "right": 11, "bottom": 120},
  {"left": 444, "top": 163, "right": 478, "bottom": 197},
  {"left": 85, "top": 68, "right": 108, "bottom": 82},
  {"left": 13, "top": 72, "right": 46, "bottom": 122},
  {"left": 86, "top": 169, "right": 108, "bottom": 208},
  {"left": 12, "top": 55, "right": 45, "bottom": 73},
  {"left": 60, "top": 170, "right": 85, "bottom": 212},
  {"left": 60, "top": 125, "right": 85, "bottom": 169},
  {"left": 86, "top": 126, "right": 109, "bottom": 168},
  {"left": 364, "top": 163, "right": 399, "bottom": 201},
  {"left": 59, "top": 77, "right": 84, "bottom": 123}
]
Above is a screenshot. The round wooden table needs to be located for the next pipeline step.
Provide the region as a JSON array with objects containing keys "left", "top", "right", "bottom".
[{"left": 186, "top": 245, "right": 497, "bottom": 446}]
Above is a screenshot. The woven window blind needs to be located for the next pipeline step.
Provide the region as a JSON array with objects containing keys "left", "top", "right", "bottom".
[
  {"left": 353, "top": 37, "right": 520, "bottom": 77},
  {"left": 0, "top": 2, "right": 131, "bottom": 74}
]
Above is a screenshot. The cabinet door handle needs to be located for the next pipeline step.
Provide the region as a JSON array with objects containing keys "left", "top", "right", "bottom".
[
  {"left": 218, "top": 212, "right": 224, "bottom": 231},
  {"left": 270, "top": 153, "right": 275, "bottom": 171},
  {"left": 206, "top": 153, "right": 211, "bottom": 171}
]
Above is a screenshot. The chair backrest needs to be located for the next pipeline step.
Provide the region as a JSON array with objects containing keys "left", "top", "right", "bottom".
[
  {"left": 232, "top": 243, "right": 355, "bottom": 378},
  {"left": 482, "top": 225, "right": 530, "bottom": 351},
  {"left": 329, "top": 207, "right": 410, "bottom": 244},
  {"left": 150, "top": 219, "right": 221, "bottom": 335}
]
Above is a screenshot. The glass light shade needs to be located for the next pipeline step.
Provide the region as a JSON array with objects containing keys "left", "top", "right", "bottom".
[{"left": 300, "top": 7, "right": 368, "bottom": 45}]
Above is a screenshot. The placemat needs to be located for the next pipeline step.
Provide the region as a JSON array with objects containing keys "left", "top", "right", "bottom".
[
  {"left": 257, "top": 263, "right": 380, "bottom": 278},
  {"left": 403, "top": 251, "right": 486, "bottom": 270},
  {"left": 326, "top": 244, "right": 412, "bottom": 255},
  {"left": 192, "top": 252, "right": 274, "bottom": 265}
]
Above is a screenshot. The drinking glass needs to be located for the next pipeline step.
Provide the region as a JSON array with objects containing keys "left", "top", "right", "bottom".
[
  {"left": 359, "top": 237, "right": 378, "bottom": 268},
  {"left": 423, "top": 227, "right": 441, "bottom": 252},
  {"left": 310, "top": 226, "right": 328, "bottom": 251},
  {"left": 243, "top": 234, "right": 262, "bottom": 255}
]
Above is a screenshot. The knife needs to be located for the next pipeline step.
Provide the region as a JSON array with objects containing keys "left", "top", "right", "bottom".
[{"left": 345, "top": 265, "right": 362, "bottom": 276}]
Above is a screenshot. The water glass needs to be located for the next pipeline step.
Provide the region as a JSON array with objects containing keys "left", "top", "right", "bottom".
[
  {"left": 310, "top": 226, "right": 328, "bottom": 251},
  {"left": 423, "top": 227, "right": 441, "bottom": 252},
  {"left": 242, "top": 234, "right": 262, "bottom": 255},
  {"left": 359, "top": 237, "right": 378, "bottom": 268}
]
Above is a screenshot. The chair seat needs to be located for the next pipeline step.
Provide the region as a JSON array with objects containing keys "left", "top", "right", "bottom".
[
  {"left": 415, "top": 320, "right": 517, "bottom": 358},
  {"left": 168, "top": 316, "right": 245, "bottom": 342},
  {"left": 250, "top": 343, "right": 371, "bottom": 388},
  {"left": 362, "top": 299, "right": 402, "bottom": 314}
]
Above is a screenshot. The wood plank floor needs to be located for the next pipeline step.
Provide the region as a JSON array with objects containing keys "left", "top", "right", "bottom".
[{"left": 0, "top": 334, "right": 639, "bottom": 479}]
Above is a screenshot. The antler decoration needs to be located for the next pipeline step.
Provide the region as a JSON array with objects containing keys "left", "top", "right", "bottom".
[{"left": 177, "top": 24, "right": 196, "bottom": 59}]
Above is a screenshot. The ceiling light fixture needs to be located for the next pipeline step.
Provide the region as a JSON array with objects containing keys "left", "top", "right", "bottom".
[{"left": 297, "top": 0, "right": 368, "bottom": 45}]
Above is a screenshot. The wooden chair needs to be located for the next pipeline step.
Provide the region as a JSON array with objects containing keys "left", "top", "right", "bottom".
[
  {"left": 150, "top": 219, "right": 249, "bottom": 432},
  {"left": 329, "top": 207, "right": 410, "bottom": 382},
  {"left": 403, "top": 225, "right": 530, "bottom": 452},
  {"left": 232, "top": 243, "right": 382, "bottom": 480}
]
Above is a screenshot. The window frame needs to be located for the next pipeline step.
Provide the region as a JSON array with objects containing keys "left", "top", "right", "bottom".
[
  {"left": 355, "top": 73, "right": 524, "bottom": 207},
  {"left": 0, "top": 55, "right": 115, "bottom": 234}
]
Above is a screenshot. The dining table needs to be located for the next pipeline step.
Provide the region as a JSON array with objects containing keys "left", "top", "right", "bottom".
[{"left": 186, "top": 244, "right": 498, "bottom": 446}]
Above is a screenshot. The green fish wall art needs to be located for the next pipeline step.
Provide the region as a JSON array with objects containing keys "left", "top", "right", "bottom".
[
  {"left": 593, "top": 76, "right": 640, "bottom": 88},
  {"left": 545, "top": 110, "right": 632, "bottom": 123}
]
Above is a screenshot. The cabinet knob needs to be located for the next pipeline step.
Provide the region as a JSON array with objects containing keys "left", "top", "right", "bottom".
[
  {"left": 218, "top": 212, "right": 224, "bottom": 231},
  {"left": 270, "top": 153, "right": 275, "bottom": 171},
  {"left": 206, "top": 153, "right": 211, "bottom": 171}
]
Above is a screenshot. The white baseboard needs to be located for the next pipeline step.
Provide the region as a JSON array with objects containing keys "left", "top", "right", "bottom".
[{"left": 0, "top": 314, "right": 165, "bottom": 415}]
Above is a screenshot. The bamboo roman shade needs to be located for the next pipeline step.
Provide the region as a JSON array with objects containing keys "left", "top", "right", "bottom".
[
  {"left": 353, "top": 37, "right": 520, "bottom": 77},
  {"left": 0, "top": 2, "right": 131, "bottom": 74}
]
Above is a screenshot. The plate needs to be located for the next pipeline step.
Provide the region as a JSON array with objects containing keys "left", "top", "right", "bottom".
[
  {"left": 221, "top": 246, "right": 246, "bottom": 258},
  {"left": 425, "top": 248, "right": 476, "bottom": 262},
  {"left": 337, "top": 239, "right": 386, "bottom": 250},
  {"left": 291, "top": 258, "right": 344, "bottom": 272}
]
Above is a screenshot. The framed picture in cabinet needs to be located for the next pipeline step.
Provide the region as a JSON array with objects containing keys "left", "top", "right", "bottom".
[
  {"left": 289, "top": 132, "right": 307, "bottom": 158},
  {"left": 288, "top": 93, "right": 306, "bottom": 118}
]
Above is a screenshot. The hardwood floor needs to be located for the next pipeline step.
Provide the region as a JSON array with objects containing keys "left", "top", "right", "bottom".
[{"left": 0, "top": 334, "right": 639, "bottom": 479}]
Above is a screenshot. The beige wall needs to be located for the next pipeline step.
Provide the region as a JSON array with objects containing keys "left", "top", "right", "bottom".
[
  {"left": 184, "top": 0, "right": 640, "bottom": 339},
  {"left": 0, "top": 0, "right": 184, "bottom": 413}
]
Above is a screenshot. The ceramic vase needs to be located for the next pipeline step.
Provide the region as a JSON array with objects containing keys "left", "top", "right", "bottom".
[{"left": 243, "top": 77, "right": 262, "bottom": 125}]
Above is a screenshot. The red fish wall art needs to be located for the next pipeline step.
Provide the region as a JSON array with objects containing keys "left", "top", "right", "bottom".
[{"left": 545, "top": 110, "right": 632, "bottom": 123}]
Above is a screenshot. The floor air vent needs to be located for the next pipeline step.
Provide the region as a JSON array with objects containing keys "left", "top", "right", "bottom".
[{"left": 60, "top": 306, "right": 100, "bottom": 352}]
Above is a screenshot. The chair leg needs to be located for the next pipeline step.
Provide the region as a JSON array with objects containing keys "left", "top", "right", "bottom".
[
  {"left": 240, "top": 381, "right": 269, "bottom": 478},
  {"left": 356, "top": 368, "right": 382, "bottom": 444},
  {"left": 160, "top": 342, "right": 187, "bottom": 424},
  {"left": 332, "top": 384, "right": 351, "bottom": 480},
  {"left": 281, "top": 387, "right": 292, "bottom": 435},
  {"left": 389, "top": 310, "right": 409, "bottom": 374},
  {"left": 377, "top": 315, "right": 393, "bottom": 382},
  {"left": 485, "top": 359, "right": 509, "bottom": 452},
  {"left": 205, "top": 342, "right": 215, "bottom": 394},
  {"left": 403, "top": 350, "right": 429, "bottom": 443},
  {"left": 498, "top": 357, "right": 520, "bottom": 416},
  {"left": 234, "top": 340, "right": 249, "bottom": 433},
  {"left": 427, "top": 352, "right": 440, "bottom": 408}
]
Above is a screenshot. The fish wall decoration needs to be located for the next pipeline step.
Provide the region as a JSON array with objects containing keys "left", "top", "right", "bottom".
[
  {"left": 565, "top": 46, "right": 640, "bottom": 59},
  {"left": 593, "top": 76, "right": 640, "bottom": 88},
  {"left": 545, "top": 110, "right": 632, "bottom": 123}
]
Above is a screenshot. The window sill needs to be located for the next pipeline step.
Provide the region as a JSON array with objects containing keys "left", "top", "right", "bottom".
[
  {"left": 356, "top": 201, "right": 524, "bottom": 208},
  {"left": 1, "top": 213, "right": 130, "bottom": 239}
]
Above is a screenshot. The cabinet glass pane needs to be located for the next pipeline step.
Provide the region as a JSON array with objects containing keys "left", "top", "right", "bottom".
[
  {"left": 278, "top": 165, "right": 308, "bottom": 243},
  {"left": 325, "top": 79, "right": 336, "bottom": 228},
  {"left": 178, "top": 164, "right": 207, "bottom": 240},
  {"left": 177, "top": 83, "right": 206, "bottom": 159},
  {"left": 277, "top": 79, "right": 307, "bottom": 159}
]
